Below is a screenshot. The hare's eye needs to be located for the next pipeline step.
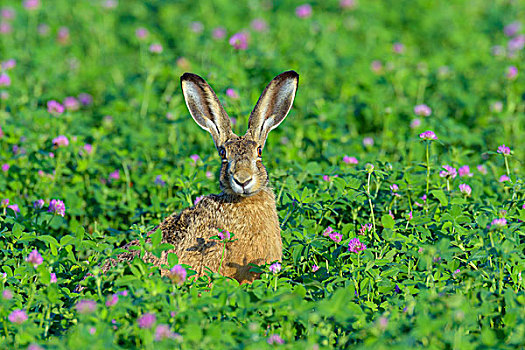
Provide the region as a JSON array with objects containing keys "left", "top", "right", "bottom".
[
  {"left": 257, "top": 147, "right": 262, "bottom": 157},
  {"left": 219, "top": 148, "right": 226, "bottom": 159}
]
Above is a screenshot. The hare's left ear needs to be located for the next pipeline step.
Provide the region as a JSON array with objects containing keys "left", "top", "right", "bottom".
[{"left": 247, "top": 71, "right": 298, "bottom": 147}]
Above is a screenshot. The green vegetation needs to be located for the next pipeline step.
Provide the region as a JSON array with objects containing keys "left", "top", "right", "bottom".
[{"left": 0, "top": 0, "right": 524, "bottom": 348}]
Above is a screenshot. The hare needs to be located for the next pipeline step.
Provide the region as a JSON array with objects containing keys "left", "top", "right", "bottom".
[{"left": 102, "top": 71, "right": 299, "bottom": 284}]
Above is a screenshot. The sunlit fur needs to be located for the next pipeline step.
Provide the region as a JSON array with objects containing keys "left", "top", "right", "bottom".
[
  {"left": 220, "top": 136, "right": 268, "bottom": 197},
  {"left": 100, "top": 71, "right": 298, "bottom": 285}
]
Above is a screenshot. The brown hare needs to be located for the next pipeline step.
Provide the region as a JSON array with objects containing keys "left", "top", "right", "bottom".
[{"left": 102, "top": 71, "right": 299, "bottom": 284}]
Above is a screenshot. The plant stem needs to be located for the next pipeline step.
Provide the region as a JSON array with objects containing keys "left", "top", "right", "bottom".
[
  {"left": 425, "top": 141, "right": 431, "bottom": 196},
  {"left": 366, "top": 172, "right": 377, "bottom": 240},
  {"left": 140, "top": 71, "right": 156, "bottom": 118},
  {"left": 504, "top": 156, "right": 511, "bottom": 182},
  {"left": 217, "top": 242, "right": 226, "bottom": 276}
]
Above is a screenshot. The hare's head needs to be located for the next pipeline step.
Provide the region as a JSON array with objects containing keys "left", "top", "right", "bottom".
[{"left": 181, "top": 71, "right": 298, "bottom": 197}]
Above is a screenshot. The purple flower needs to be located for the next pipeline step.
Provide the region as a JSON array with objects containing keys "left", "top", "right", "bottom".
[
  {"left": 459, "top": 184, "right": 471, "bottom": 196},
  {"left": 105, "top": 294, "right": 118, "bottom": 307},
  {"left": 410, "top": 118, "right": 421, "bottom": 129},
  {"left": 190, "top": 154, "right": 200, "bottom": 164},
  {"left": 379, "top": 317, "right": 388, "bottom": 330},
  {"left": 189, "top": 21, "right": 203, "bottom": 33},
  {"left": 83, "top": 143, "right": 93, "bottom": 155},
  {"left": 312, "top": 265, "right": 319, "bottom": 272},
  {"left": 343, "top": 155, "right": 358, "bottom": 164},
  {"left": 1, "top": 58, "right": 16, "bottom": 70},
  {"left": 371, "top": 60, "right": 383, "bottom": 73},
  {"left": 63, "top": 96, "right": 79, "bottom": 111},
  {"left": 419, "top": 130, "right": 437, "bottom": 140},
  {"left": 212, "top": 27, "right": 226, "bottom": 40},
  {"left": 135, "top": 27, "right": 148, "bottom": 39},
  {"left": 340, "top": 0, "right": 357, "bottom": 9},
  {"left": 108, "top": 170, "right": 120, "bottom": 181},
  {"left": 32, "top": 199, "right": 44, "bottom": 209},
  {"left": 194, "top": 195, "right": 204, "bottom": 205},
  {"left": 439, "top": 165, "right": 457, "bottom": 179},
  {"left": 229, "top": 32, "right": 248, "bottom": 50},
  {"left": 491, "top": 101, "right": 503, "bottom": 113},
  {"left": 168, "top": 265, "right": 187, "bottom": 285},
  {"left": 76, "top": 299, "right": 97, "bottom": 314},
  {"left": 149, "top": 43, "right": 163, "bottom": 53},
  {"left": 407, "top": 211, "right": 413, "bottom": 221},
  {"left": 1, "top": 198, "right": 8, "bottom": 207},
  {"left": 499, "top": 175, "right": 510, "bottom": 182},
  {"left": 490, "top": 218, "right": 507, "bottom": 229},
  {"left": 458, "top": 165, "right": 472, "bottom": 177},
  {"left": 358, "top": 223, "right": 373, "bottom": 235},
  {"left": 348, "top": 238, "right": 367, "bottom": 253},
  {"left": 102, "top": 0, "right": 118, "bottom": 9},
  {"left": 392, "top": 42, "right": 405, "bottom": 54},
  {"left": 414, "top": 104, "right": 432, "bottom": 117},
  {"left": 206, "top": 171, "right": 213, "bottom": 179},
  {"left": 2, "top": 289, "right": 13, "bottom": 300},
  {"left": 50, "top": 272, "right": 57, "bottom": 283},
  {"left": 504, "top": 21, "right": 521, "bottom": 37},
  {"left": 497, "top": 144, "right": 511, "bottom": 155},
  {"left": 57, "top": 27, "right": 70, "bottom": 44},
  {"left": 37, "top": 23, "right": 49, "bottom": 36},
  {"left": 23, "top": 0, "right": 40, "bottom": 10},
  {"left": 8, "top": 309, "right": 27, "bottom": 324},
  {"left": 78, "top": 93, "right": 93, "bottom": 106},
  {"left": 48, "top": 199, "right": 66, "bottom": 216},
  {"left": 155, "top": 324, "right": 180, "bottom": 341},
  {"left": 154, "top": 175, "right": 166, "bottom": 186},
  {"left": 226, "top": 88, "right": 239, "bottom": 99},
  {"left": 269, "top": 262, "right": 281, "bottom": 274},
  {"left": 295, "top": 4, "right": 312, "bottom": 18},
  {"left": 251, "top": 18, "right": 268, "bottom": 32},
  {"left": 390, "top": 184, "right": 399, "bottom": 192},
  {"left": 138, "top": 313, "right": 156, "bottom": 328},
  {"left": 0, "top": 73, "right": 10, "bottom": 87},
  {"left": 363, "top": 137, "right": 374, "bottom": 147},
  {"left": 1, "top": 163, "right": 9, "bottom": 172},
  {"left": 47, "top": 101, "right": 65, "bottom": 115},
  {"left": 7, "top": 204, "right": 19, "bottom": 214},
  {"left": 26, "top": 249, "right": 43, "bottom": 267},
  {"left": 267, "top": 334, "right": 284, "bottom": 345},
  {"left": 323, "top": 226, "right": 334, "bottom": 236},
  {"left": 508, "top": 35, "right": 525, "bottom": 52},
  {"left": 52, "top": 135, "right": 69, "bottom": 147},
  {"left": 506, "top": 66, "right": 518, "bottom": 80},
  {"left": 217, "top": 230, "right": 231, "bottom": 241},
  {"left": 1, "top": 8, "right": 15, "bottom": 20},
  {"left": 477, "top": 165, "right": 487, "bottom": 175},
  {"left": 0, "top": 22, "right": 12, "bottom": 34},
  {"left": 329, "top": 232, "right": 342, "bottom": 243}
]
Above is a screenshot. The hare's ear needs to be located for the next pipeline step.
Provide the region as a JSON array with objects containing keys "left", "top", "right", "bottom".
[
  {"left": 247, "top": 70, "right": 298, "bottom": 147},
  {"left": 181, "top": 73, "right": 234, "bottom": 148}
]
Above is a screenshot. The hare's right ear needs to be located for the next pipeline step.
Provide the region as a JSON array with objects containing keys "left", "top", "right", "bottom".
[{"left": 181, "top": 73, "right": 234, "bottom": 148}]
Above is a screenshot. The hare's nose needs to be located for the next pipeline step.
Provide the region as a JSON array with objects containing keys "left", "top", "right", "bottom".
[{"left": 233, "top": 175, "right": 253, "bottom": 188}]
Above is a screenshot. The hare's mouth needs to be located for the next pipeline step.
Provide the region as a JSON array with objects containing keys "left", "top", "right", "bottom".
[{"left": 229, "top": 176, "right": 257, "bottom": 196}]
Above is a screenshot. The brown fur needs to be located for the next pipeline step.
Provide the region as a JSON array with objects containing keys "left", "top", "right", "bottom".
[{"left": 102, "top": 71, "right": 299, "bottom": 284}]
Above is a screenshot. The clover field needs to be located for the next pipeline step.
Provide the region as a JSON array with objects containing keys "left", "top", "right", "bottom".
[{"left": 0, "top": 0, "right": 524, "bottom": 349}]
